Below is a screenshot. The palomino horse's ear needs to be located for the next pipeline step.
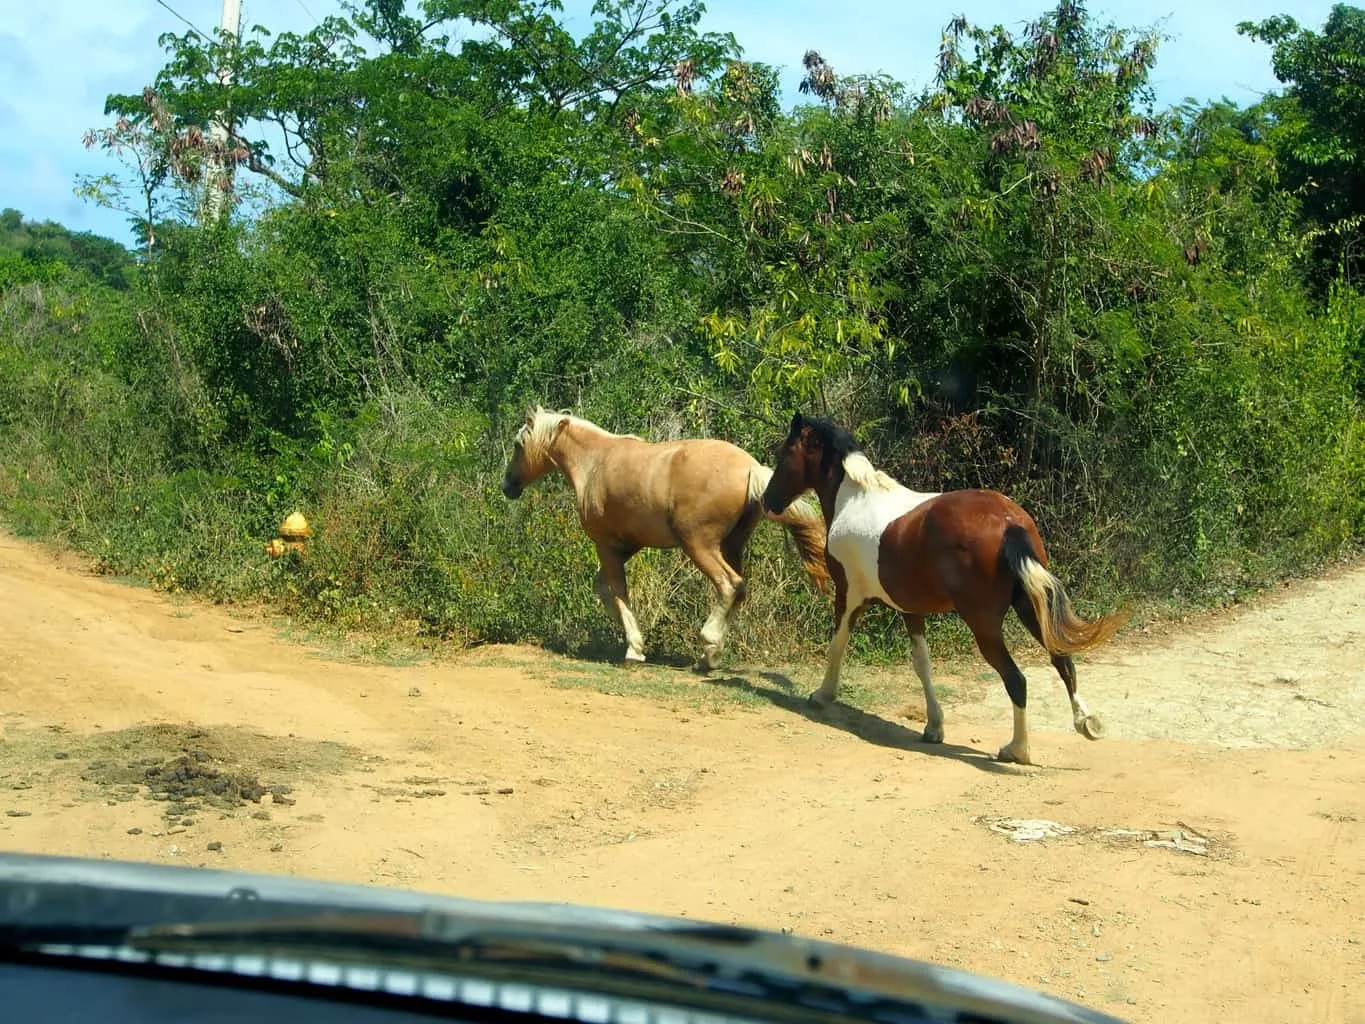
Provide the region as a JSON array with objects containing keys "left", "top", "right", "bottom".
[{"left": 553, "top": 414, "right": 570, "bottom": 438}]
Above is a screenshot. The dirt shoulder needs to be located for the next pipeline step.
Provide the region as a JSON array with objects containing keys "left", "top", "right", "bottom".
[{"left": 1, "top": 531, "right": 1362, "bottom": 1022}]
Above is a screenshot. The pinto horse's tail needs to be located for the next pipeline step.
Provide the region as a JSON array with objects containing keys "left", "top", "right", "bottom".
[
  {"left": 1002, "top": 525, "right": 1127, "bottom": 655},
  {"left": 747, "top": 465, "right": 831, "bottom": 594}
]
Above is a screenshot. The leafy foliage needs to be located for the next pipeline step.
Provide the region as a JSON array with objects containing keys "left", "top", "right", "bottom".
[
  {"left": 0, "top": 1, "right": 1362, "bottom": 661},
  {"left": 0, "top": 209, "right": 136, "bottom": 290},
  {"left": 1239, "top": 4, "right": 1365, "bottom": 286}
]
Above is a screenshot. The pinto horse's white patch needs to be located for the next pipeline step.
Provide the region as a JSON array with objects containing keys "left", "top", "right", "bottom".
[{"left": 827, "top": 456, "right": 938, "bottom": 611}]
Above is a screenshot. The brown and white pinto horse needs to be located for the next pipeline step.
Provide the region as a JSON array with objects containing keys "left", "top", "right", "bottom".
[
  {"left": 761, "top": 413, "right": 1127, "bottom": 765},
  {"left": 502, "top": 408, "right": 830, "bottom": 670}
]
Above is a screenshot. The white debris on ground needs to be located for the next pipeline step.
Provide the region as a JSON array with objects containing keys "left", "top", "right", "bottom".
[
  {"left": 986, "top": 818, "right": 1077, "bottom": 842},
  {"left": 1102, "top": 827, "right": 1210, "bottom": 856},
  {"left": 980, "top": 818, "right": 1213, "bottom": 856}
]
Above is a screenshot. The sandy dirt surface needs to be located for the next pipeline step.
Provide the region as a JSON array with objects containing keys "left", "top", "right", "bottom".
[{"left": 1, "top": 530, "right": 1363, "bottom": 1022}]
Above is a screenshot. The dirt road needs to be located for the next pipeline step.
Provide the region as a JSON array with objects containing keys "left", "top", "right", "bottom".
[{"left": 1, "top": 531, "right": 1363, "bottom": 1022}]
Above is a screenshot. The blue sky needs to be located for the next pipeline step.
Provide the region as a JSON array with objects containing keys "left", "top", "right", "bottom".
[{"left": 1, "top": 0, "right": 1334, "bottom": 247}]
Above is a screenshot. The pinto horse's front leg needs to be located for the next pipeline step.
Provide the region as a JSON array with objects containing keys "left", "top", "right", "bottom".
[{"left": 811, "top": 571, "right": 864, "bottom": 707}]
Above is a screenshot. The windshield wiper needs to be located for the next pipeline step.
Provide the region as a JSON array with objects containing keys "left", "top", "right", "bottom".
[
  {"left": 7, "top": 911, "right": 924, "bottom": 1023},
  {"left": 128, "top": 910, "right": 720, "bottom": 989}
]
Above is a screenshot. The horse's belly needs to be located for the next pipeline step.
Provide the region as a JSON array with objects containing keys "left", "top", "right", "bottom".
[{"left": 828, "top": 486, "right": 934, "bottom": 612}]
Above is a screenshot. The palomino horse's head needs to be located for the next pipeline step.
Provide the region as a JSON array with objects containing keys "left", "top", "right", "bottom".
[{"left": 501, "top": 408, "right": 567, "bottom": 499}]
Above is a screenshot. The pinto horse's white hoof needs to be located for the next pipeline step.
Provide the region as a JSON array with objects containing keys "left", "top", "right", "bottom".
[
  {"left": 1077, "top": 714, "right": 1105, "bottom": 740},
  {"left": 996, "top": 742, "right": 1033, "bottom": 765},
  {"left": 623, "top": 648, "right": 646, "bottom": 664}
]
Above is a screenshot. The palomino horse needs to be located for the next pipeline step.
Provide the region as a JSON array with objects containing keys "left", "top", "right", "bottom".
[
  {"left": 502, "top": 408, "right": 830, "bottom": 669},
  {"left": 760, "top": 413, "right": 1127, "bottom": 765}
]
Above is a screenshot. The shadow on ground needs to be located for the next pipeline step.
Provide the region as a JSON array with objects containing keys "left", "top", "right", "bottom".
[{"left": 709, "top": 670, "right": 1020, "bottom": 775}]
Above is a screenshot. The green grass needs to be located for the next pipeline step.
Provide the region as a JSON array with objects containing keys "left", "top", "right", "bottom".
[{"left": 272, "top": 620, "right": 433, "bottom": 668}]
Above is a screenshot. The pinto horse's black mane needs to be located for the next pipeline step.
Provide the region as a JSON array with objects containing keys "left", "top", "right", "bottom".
[{"left": 794, "top": 414, "right": 862, "bottom": 476}]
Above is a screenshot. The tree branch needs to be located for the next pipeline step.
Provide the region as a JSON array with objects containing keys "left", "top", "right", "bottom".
[{"left": 230, "top": 130, "right": 304, "bottom": 197}]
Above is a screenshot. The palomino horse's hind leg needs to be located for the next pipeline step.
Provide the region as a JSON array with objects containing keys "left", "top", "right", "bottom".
[
  {"left": 1011, "top": 591, "right": 1105, "bottom": 740},
  {"left": 966, "top": 615, "right": 1032, "bottom": 764},
  {"left": 902, "top": 614, "right": 945, "bottom": 743},
  {"left": 594, "top": 548, "right": 645, "bottom": 663},
  {"left": 680, "top": 539, "right": 744, "bottom": 672}
]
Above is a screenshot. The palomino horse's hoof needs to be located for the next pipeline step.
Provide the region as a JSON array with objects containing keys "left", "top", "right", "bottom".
[
  {"left": 921, "top": 723, "right": 945, "bottom": 744},
  {"left": 692, "top": 647, "right": 722, "bottom": 674},
  {"left": 1077, "top": 714, "right": 1105, "bottom": 740},
  {"left": 806, "top": 690, "right": 834, "bottom": 709}
]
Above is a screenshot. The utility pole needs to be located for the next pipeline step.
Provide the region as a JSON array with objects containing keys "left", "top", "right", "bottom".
[{"left": 204, "top": 0, "right": 243, "bottom": 224}]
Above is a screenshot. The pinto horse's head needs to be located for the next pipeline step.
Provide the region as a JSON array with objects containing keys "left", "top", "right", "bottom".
[
  {"left": 762, "top": 412, "right": 866, "bottom": 515},
  {"left": 501, "top": 408, "right": 567, "bottom": 499},
  {"left": 760, "top": 413, "right": 822, "bottom": 514}
]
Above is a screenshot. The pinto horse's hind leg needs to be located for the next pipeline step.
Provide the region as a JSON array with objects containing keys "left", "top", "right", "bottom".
[
  {"left": 902, "top": 614, "right": 945, "bottom": 743},
  {"left": 1011, "top": 590, "right": 1105, "bottom": 741},
  {"left": 594, "top": 546, "right": 645, "bottom": 663},
  {"left": 965, "top": 613, "right": 1032, "bottom": 765}
]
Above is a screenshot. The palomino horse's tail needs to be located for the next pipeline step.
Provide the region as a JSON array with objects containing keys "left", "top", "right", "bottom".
[
  {"left": 747, "top": 465, "right": 831, "bottom": 594},
  {"left": 1002, "top": 525, "right": 1127, "bottom": 655}
]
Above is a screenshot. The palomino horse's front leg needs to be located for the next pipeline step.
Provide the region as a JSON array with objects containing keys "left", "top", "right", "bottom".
[
  {"left": 594, "top": 549, "right": 645, "bottom": 663},
  {"left": 903, "top": 614, "right": 945, "bottom": 743}
]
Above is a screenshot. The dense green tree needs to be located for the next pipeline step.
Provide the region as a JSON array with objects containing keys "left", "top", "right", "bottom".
[
  {"left": 1239, "top": 4, "right": 1365, "bottom": 286},
  {"left": 0, "top": 208, "right": 136, "bottom": 289}
]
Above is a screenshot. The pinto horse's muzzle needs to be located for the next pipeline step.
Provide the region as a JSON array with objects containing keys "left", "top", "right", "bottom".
[{"left": 760, "top": 481, "right": 792, "bottom": 516}]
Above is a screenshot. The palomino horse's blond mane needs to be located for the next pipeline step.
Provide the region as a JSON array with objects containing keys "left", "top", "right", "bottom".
[{"left": 518, "top": 407, "right": 642, "bottom": 465}]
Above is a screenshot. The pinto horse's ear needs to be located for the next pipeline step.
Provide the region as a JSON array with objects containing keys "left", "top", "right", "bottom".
[{"left": 788, "top": 412, "right": 803, "bottom": 437}]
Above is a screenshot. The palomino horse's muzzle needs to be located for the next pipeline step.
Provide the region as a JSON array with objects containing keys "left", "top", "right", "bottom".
[{"left": 501, "top": 475, "right": 523, "bottom": 499}]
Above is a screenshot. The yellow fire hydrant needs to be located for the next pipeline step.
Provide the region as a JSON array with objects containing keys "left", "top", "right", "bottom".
[{"left": 266, "top": 511, "right": 312, "bottom": 558}]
